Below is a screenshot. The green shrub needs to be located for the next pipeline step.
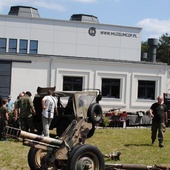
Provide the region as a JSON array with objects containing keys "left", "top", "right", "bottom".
[{"left": 102, "top": 116, "right": 110, "bottom": 127}]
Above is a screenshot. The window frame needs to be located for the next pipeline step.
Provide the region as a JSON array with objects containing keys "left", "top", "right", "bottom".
[
  {"left": 29, "top": 40, "right": 38, "bottom": 54},
  {"left": 9, "top": 38, "right": 17, "bottom": 53},
  {"left": 0, "top": 38, "right": 7, "bottom": 52},
  {"left": 101, "top": 78, "right": 121, "bottom": 98},
  {"left": 19, "top": 39, "right": 28, "bottom": 54},
  {"left": 137, "top": 80, "right": 156, "bottom": 100},
  {"left": 63, "top": 76, "right": 83, "bottom": 91}
]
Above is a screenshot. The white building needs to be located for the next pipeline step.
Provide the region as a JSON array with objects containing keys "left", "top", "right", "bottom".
[{"left": 0, "top": 6, "right": 169, "bottom": 112}]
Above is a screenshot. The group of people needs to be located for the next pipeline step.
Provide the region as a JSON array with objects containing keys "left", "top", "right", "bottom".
[
  {"left": 0, "top": 89, "right": 58, "bottom": 141},
  {"left": 0, "top": 91, "right": 34, "bottom": 141}
]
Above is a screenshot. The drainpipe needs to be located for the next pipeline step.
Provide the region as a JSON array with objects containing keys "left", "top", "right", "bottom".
[{"left": 49, "top": 57, "right": 53, "bottom": 87}]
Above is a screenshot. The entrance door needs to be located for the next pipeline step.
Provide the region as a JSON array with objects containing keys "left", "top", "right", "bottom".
[{"left": 0, "top": 60, "right": 12, "bottom": 98}]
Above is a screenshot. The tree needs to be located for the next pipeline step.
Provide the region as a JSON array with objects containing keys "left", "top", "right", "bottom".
[
  {"left": 157, "top": 33, "right": 170, "bottom": 64},
  {"left": 141, "top": 40, "right": 150, "bottom": 61},
  {"left": 141, "top": 41, "right": 149, "bottom": 53}
]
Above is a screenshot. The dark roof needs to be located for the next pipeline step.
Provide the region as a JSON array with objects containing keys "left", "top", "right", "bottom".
[
  {"left": 8, "top": 6, "right": 40, "bottom": 18},
  {"left": 0, "top": 52, "right": 168, "bottom": 67},
  {"left": 70, "top": 14, "right": 99, "bottom": 23}
]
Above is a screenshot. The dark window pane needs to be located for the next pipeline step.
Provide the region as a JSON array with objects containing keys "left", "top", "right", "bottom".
[
  {"left": 102, "top": 78, "right": 120, "bottom": 98},
  {"left": 63, "top": 76, "right": 82, "bottom": 91},
  {"left": 138, "top": 80, "right": 155, "bottom": 100},
  {"left": 30, "top": 40, "right": 38, "bottom": 54},
  {"left": 9, "top": 39, "right": 17, "bottom": 53},
  {"left": 19, "top": 39, "right": 28, "bottom": 54},
  {"left": 0, "top": 38, "right": 7, "bottom": 52}
]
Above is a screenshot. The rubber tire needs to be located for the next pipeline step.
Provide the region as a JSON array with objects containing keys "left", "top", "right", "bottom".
[
  {"left": 87, "top": 124, "right": 95, "bottom": 138},
  {"left": 28, "top": 147, "right": 53, "bottom": 170},
  {"left": 87, "top": 103, "right": 103, "bottom": 124},
  {"left": 67, "top": 144, "right": 104, "bottom": 170}
]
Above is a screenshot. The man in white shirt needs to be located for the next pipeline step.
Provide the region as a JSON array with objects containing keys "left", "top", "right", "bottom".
[{"left": 41, "top": 90, "right": 58, "bottom": 137}]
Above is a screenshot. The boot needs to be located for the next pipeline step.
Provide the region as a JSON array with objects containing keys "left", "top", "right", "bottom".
[
  {"left": 159, "top": 143, "right": 164, "bottom": 147},
  {"left": 159, "top": 139, "right": 164, "bottom": 148},
  {"left": 151, "top": 139, "right": 155, "bottom": 144}
]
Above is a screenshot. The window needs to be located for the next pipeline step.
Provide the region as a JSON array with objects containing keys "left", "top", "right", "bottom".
[
  {"left": 19, "top": 39, "right": 28, "bottom": 54},
  {"left": 9, "top": 39, "right": 17, "bottom": 53},
  {"left": 29, "top": 40, "right": 38, "bottom": 54},
  {"left": 63, "top": 76, "right": 82, "bottom": 91},
  {"left": 0, "top": 38, "right": 7, "bottom": 52},
  {"left": 138, "top": 80, "right": 155, "bottom": 100},
  {"left": 102, "top": 78, "right": 120, "bottom": 98}
]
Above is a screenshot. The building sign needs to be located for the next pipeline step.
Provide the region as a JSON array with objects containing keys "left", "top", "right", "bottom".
[
  {"left": 88, "top": 27, "right": 96, "bottom": 36},
  {"left": 88, "top": 27, "right": 137, "bottom": 38},
  {"left": 100, "top": 31, "right": 137, "bottom": 38}
]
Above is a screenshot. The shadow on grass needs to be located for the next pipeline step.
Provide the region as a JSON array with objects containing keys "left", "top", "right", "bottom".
[{"left": 124, "top": 143, "right": 153, "bottom": 147}]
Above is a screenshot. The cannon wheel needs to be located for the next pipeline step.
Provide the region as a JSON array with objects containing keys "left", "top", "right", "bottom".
[
  {"left": 87, "top": 103, "right": 103, "bottom": 124},
  {"left": 67, "top": 144, "right": 104, "bottom": 170},
  {"left": 28, "top": 147, "right": 57, "bottom": 170},
  {"left": 87, "top": 124, "right": 95, "bottom": 138}
]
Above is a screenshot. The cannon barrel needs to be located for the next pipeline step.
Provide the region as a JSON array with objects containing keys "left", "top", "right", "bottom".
[
  {"left": 105, "top": 163, "right": 169, "bottom": 170},
  {"left": 6, "top": 126, "right": 63, "bottom": 147}
]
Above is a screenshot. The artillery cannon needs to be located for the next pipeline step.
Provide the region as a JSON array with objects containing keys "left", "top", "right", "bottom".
[
  {"left": 6, "top": 118, "right": 104, "bottom": 169},
  {"left": 6, "top": 89, "right": 170, "bottom": 170},
  {"left": 6, "top": 90, "right": 105, "bottom": 170}
]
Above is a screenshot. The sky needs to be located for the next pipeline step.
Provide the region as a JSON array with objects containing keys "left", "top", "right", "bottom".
[{"left": 0, "top": 0, "right": 170, "bottom": 41}]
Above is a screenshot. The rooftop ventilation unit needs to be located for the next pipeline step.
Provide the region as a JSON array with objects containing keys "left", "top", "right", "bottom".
[
  {"left": 70, "top": 14, "right": 99, "bottom": 23},
  {"left": 8, "top": 6, "right": 40, "bottom": 18},
  {"left": 148, "top": 38, "right": 158, "bottom": 62}
]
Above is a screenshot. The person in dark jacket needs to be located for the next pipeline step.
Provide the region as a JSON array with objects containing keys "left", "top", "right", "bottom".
[{"left": 150, "top": 96, "right": 168, "bottom": 147}]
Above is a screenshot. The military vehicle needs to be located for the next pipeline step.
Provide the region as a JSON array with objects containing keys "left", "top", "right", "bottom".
[
  {"left": 6, "top": 89, "right": 104, "bottom": 170},
  {"left": 33, "top": 87, "right": 103, "bottom": 137}
]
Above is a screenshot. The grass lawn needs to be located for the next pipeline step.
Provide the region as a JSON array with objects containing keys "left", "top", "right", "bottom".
[
  {"left": 87, "top": 127, "right": 170, "bottom": 166},
  {"left": 0, "top": 127, "right": 170, "bottom": 169}
]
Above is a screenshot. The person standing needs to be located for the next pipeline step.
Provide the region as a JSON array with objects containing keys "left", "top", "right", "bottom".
[
  {"left": 41, "top": 90, "right": 58, "bottom": 137},
  {"left": 13, "top": 92, "right": 25, "bottom": 128},
  {"left": 0, "top": 98, "right": 9, "bottom": 141},
  {"left": 150, "top": 96, "right": 168, "bottom": 147},
  {"left": 7, "top": 95, "right": 14, "bottom": 113},
  {"left": 15, "top": 91, "right": 36, "bottom": 133},
  {"left": 7, "top": 95, "right": 14, "bottom": 126}
]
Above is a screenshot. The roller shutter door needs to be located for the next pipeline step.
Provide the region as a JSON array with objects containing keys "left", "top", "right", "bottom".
[
  {"left": 163, "top": 93, "right": 170, "bottom": 126},
  {"left": 0, "top": 60, "right": 12, "bottom": 98}
]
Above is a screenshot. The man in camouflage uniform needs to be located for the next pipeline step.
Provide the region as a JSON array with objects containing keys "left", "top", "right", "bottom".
[
  {"left": 15, "top": 91, "right": 36, "bottom": 133},
  {"left": 0, "top": 98, "right": 9, "bottom": 141}
]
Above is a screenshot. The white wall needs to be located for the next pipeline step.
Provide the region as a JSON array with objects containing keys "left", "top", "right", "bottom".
[
  {"left": 10, "top": 56, "right": 51, "bottom": 100},
  {"left": 0, "top": 15, "right": 142, "bottom": 61},
  {"left": 0, "top": 54, "right": 169, "bottom": 112}
]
